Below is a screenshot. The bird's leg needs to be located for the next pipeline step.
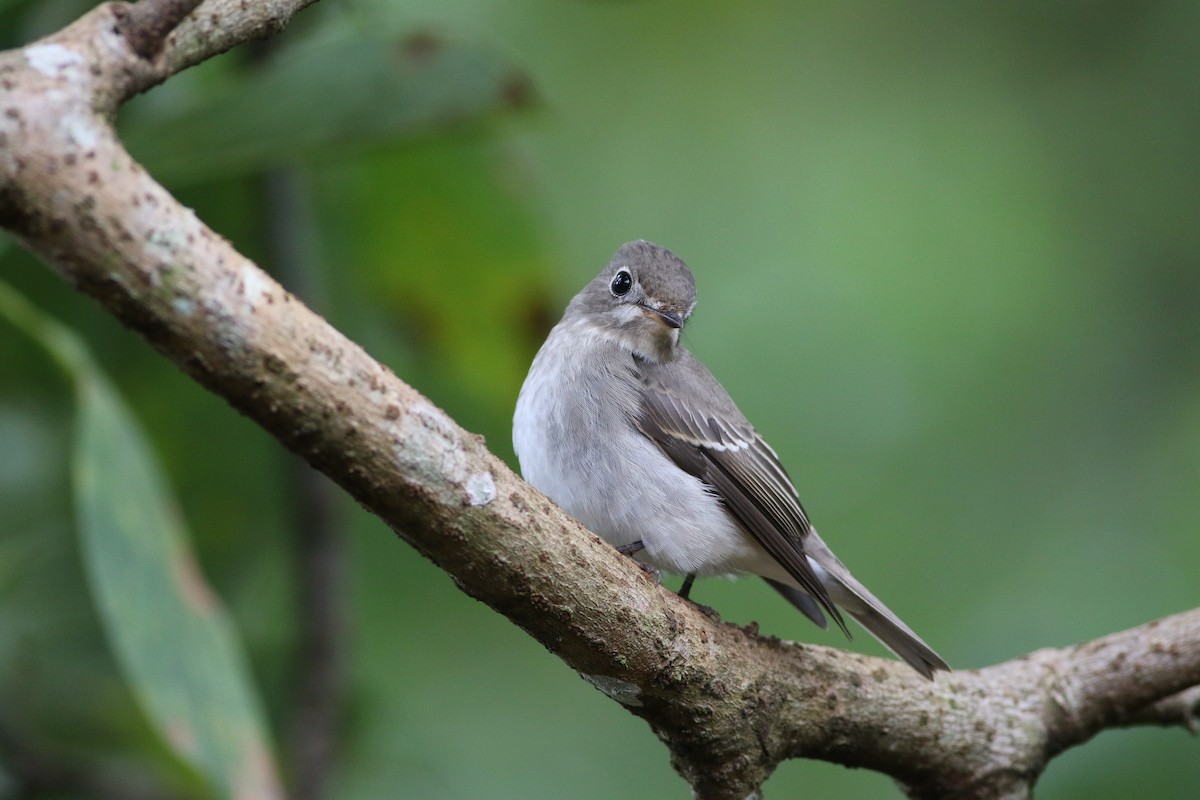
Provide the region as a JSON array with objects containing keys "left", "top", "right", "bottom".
[
  {"left": 676, "top": 573, "right": 719, "bottom": 620},
  {"left": 616, "top": 540, "right": 644, "bottom": 557},
  {"left": 615, "top": 540, "right": 660, "bottom": 580}
]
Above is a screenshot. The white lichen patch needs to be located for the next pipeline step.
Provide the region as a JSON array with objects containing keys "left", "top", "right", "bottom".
[
  {"left": 395, "top": 401, "right": 467, "bottom": 484},
  {"left": 465, "top": 471, "right": 496, "bottom": 506},
  {"left": 172, "top": 296, "right": 195, "bottom": 316},
  {"left": 623, "top": 586, "right": 652, "bottom": 614},
  {"left": 580, "top": 673, "right": 643, "bottom": 707},
  {"left": 238, "top": 264, "right": 272, "bottom": 313},
  {"left": 24, "top": 43, "right": 85, "bottom": 79},
  {"left": 62, "top": 107, "right": 100, "bottom": 151},
  {"left": 144, "top": 229, "right": 184, "bottom": 265}
]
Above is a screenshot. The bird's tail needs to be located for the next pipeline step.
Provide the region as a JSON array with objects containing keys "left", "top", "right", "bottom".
[
  {"left": 841, "top": 588, "right": 949, "bottom": 680},
  {"left": 764, "top": 578, "right": 828, "bottom": 629},
  {"left": 806, "top": 531, "right": 950, "bottom": 680}
]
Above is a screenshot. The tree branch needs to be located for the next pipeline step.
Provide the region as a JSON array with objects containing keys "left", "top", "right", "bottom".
[
  {"left": 1, "top": 4, "right": 1196, "bottom": 798},
  {"left": 113, "top": 0, "right": 206, "bottom": 60},
  {"left": 1116, "top": 684, "right": 1200, "bottom": 734},
  {"left": 259, "top": 160, "right": 347, "bottom": 799}
]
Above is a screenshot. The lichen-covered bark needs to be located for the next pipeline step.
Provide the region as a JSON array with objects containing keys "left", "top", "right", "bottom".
[{"left": 2, "top": 4, "right": 1197, "bottom": 798}]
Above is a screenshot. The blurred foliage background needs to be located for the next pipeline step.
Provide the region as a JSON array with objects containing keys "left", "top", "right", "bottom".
[{"left": 2, "top": 0, "right": 1199, "bottom": 797}]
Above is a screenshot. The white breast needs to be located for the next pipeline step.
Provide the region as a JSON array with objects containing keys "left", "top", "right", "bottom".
[{"left": 513, "top": 320, "right": 766, "bottom": 577}]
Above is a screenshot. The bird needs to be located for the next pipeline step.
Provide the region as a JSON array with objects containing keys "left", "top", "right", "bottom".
[{"left": 512, "top": 240, "right": 948, "bottom": 678}]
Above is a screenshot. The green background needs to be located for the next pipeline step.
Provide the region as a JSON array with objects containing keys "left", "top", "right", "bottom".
[{"left": 1, "top": 0, "right": 1198, "bottom": 797}]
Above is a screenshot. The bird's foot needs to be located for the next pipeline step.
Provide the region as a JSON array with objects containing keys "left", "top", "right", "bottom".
[
  {"left": 614, "top": 540, "right": 660, "bottom": 581},
  {"left": 676, "top": 574, "right": 719, "bottom": 619},
  {"left": 686, "top": 600, "right": 720, "bottom": 621},
  {"left": 635, "top": 562, "right": 661, "bottom": 581}
]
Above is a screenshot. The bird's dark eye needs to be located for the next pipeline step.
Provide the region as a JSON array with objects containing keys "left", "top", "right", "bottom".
[{"left": 610, "top": 269, "right": 633, "bottom": 297}]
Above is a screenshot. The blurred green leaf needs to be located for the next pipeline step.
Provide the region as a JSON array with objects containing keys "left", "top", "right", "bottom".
[
  {"left": 123, "top": 28, "right": 535, "bottom": 185},
  {"left": 0, "top": 280, "right": 282, "bottom": 800},
  {"left": 313, "top": 137, "right": 553, "bottom": 460}
]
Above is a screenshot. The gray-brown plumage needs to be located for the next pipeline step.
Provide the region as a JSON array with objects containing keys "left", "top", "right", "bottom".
[{"left": 513, "top": 240, "right": 948, "bottom": 678}]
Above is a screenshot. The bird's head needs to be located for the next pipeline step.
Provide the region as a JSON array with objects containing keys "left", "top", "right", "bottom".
[{"left": 569, "top": 240, "right": 697, "bottom": 363}]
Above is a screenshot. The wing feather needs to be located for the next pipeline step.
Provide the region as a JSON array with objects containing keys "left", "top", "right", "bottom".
[{"left": 635, "top": 371, "right": 848, "bottom": 635}]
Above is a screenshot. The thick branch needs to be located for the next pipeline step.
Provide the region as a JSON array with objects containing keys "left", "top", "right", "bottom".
[
  {"left": 1, "top": 5, "right": 1197, "bottom": 799},
  {"left": 1042, "top": 612, "right": 1200, "bottom": 754}
]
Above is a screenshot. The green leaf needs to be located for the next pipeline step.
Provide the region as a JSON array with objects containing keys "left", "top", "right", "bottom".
[
  {"left": 0, "top": 280, "right": 282, "bottom": 800},
  {"left": 123, "top": 28, "right": 536, "bottom": 185}
]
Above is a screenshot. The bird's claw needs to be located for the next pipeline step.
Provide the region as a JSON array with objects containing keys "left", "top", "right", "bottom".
[
  {"left": 685, "top": 599, "right": 720, "bottom": 621},
  {"left": 635, "top": 562, "right": 661, "bottom": 581}
]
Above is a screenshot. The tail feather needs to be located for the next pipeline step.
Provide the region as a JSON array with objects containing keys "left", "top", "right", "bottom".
[
  {"left": 764, "top": 578, "right": 828, "bottom": 630},
  {"left": 804, "top": 530, "right": 949, "bottom": 680},
  {"left": 844, "top": 597, "right": 949, "bottom": 680}
]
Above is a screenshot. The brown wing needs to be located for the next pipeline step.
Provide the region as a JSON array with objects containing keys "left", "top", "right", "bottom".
[{"left": 636, "top": 376, "right": 849, "bottom": 636}]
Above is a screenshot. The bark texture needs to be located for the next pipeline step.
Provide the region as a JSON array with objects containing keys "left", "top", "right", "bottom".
[{"left": 1, "top": 3, "right": 1197, "bottom": 798}]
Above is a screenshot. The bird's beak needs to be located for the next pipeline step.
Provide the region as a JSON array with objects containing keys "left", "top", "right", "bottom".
[{"left": 639, "top": 302, "right": 684, "bottom": 329}]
